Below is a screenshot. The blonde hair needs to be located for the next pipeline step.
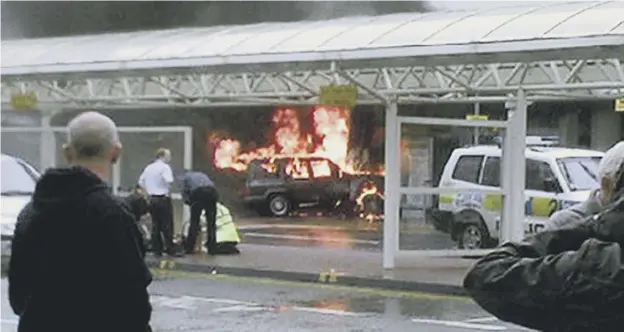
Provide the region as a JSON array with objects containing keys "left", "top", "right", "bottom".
[{"left": 155, "top": 148, "right": 170, "bottom": 159}]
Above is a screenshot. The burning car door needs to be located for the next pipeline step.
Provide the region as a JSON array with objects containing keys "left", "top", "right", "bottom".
[{"left": 283, "top": 158, "right": 318, "bottom": 204}]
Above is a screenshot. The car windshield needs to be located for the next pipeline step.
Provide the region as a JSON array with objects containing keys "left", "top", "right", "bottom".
[
  {"left": 1, "top": 157, "right": 38, "bottom": 196},
  {"left": 557, "top": 156, "right": 602, "bottom": 192}
]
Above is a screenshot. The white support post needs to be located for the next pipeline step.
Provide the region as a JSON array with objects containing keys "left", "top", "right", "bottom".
[
  {"left": 503, "top": 90, "right": 528, "bottom": 243},
  {"left": 473, "top": 101, "right": 481, "bottom": 145},
  {"left": 112, "top": 156, "right": 121, "bottom": 195},
  {"left": 383, "top": 101, "right": 400, "bottom": 269},
  {"left": 182, "top": 127, "right": 193, "bottom": 224},
  {"left": 40, "top": 112, "right": 57, "bottom": 170}
]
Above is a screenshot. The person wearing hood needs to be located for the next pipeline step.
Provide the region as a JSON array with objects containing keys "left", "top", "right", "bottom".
[
  {"left": 544, "top": 142, "right": 624, "bottom": 230},
  {"left": 463, "top": 141, "right": 624, "bottom": 331},
  {"left": 8, "top": 111, "right": 152, "bottom": 332}
]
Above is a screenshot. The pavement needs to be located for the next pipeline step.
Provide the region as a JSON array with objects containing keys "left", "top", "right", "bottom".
[
  {"left": 147, "top": 216, "right": 473, "bottom": 296},
  {"left": 146, "top": 243, "right": 473, "bottom": 297},
  {"left": 1, "top": 272, "right": 533, "bottom": 331}
]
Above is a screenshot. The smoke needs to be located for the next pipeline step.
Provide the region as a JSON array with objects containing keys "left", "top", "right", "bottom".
[{"left": 1, "top": 1, "right": 432, "bottom": 40}]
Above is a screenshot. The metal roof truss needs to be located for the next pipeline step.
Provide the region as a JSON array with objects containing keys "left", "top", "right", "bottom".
[{"left": 2, "top": 57, "right": 623, "bottom": 108}]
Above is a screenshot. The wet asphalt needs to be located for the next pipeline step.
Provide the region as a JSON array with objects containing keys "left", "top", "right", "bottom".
[
  {"left": 2, "top": 272, "right": 533, "bottom": 331},
  {"left": 238, "top": 217, "right": 457, "bottom": 251}
]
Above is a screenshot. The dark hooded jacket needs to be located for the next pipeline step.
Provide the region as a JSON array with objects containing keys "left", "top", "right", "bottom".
[
  {"left": 463, "top": 187, "right": 624, "bottom": 332},
  {"left": 8, "top": 166, "right": 152, "bottom": 332}
]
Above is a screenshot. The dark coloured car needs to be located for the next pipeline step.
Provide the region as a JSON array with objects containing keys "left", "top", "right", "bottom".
[{"left": 242, "top": 156, "right": 384, "bottom": 217}]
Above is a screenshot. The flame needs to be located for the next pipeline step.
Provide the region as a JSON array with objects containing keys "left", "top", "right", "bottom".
[
  {"left": 212, "top": 106, "right": 382, "bottom": 176},
  {"left": 356, "top": 182, "right": 385, "bottom": 222}
]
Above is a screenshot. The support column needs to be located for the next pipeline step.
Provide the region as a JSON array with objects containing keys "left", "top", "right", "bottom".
[
  {"left": 40, "top": 112, "right": 57, "bottom": 171},
  {"left": 112, "top": 156, "right": 121, "bottom": 194},
  {"left": 183, "top": 128, "right": 194, "bottom": 225},
  {"left": 383, "top": 101, "right": 400, "bottom": 269},
  {"left": 558, "top": 111, "right": 579, "bottom": 147},
  {"left": 591, "top": 109, "right": 622, "bottom": 151},
  {"left": 502, "top": 90, "right": 527, "bottom": 243},
  {"left": 473, "top": 101, "right": 481, "bottom": 145}
]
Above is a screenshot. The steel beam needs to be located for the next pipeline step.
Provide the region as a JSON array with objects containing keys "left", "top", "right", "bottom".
[{"left": 2, "top": 58, "right": 623, "bottom": 108}]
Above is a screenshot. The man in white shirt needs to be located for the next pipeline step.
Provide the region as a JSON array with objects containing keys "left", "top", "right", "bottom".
[{"left": 138, "top": 148, "right": 182, "bottom": 257}]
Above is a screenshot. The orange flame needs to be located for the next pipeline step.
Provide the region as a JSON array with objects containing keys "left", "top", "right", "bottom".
[
  {"left": 212, "top": 106, "right": 381, "bottom": 176},
  {"left": 356, "top": 182, "right": 385, "bottom": 222}
]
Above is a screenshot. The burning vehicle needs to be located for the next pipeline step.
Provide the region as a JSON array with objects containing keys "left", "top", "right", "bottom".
[
  {"left": 242, "top": 155, "right": 384, "bottom": 218},
  {"left": 211, "top": 106, "right": 385, "bottom": 220}
]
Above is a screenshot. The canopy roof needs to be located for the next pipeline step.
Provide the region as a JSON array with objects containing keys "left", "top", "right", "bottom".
[{"left": 2, "top": 1, "right": 623, "bottom": 78}]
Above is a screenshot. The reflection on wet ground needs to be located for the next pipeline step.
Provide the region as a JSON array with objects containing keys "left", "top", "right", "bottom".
[
  {"left": 294, "top": 294, "right": 486, "bottom": 321},
  {"left": 1, "top": 273, "right": 533, "bottom": 331},
  {"left": 238, "top": 217, "right": 456, "bottom": 251}
]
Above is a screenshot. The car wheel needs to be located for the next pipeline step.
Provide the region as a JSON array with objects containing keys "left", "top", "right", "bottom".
[
  {"left": 458, "top": 223, "right": 488, "bottom": 249},
  {"left": 268, "top": 194, "right": 291, "bottom": 217}
]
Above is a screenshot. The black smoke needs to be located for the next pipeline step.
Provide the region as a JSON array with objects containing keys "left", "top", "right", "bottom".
[{"left": 1, "top": 1, "right": 431, "bottom": 40}]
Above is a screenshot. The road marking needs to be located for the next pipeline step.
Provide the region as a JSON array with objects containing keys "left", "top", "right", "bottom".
[
  {"left": 151, "top": 294, "right": 367, "bottom": 317},
  {"left": 465, "top": 317, "right": 499, "bottom": 323},
  {"left": 239, "top": 224, "right": 347, "bottom": 231},
  {"left": 1, "top": 318, "right": 18, "bottom": 325},
  {"left": 242, "top": 232, "right": 380, "bottom": 245},
  {"left": 411, "top": 318, "right": 507, "bottom": 331},
  {"left": 213, "top": 305, "right": 265, "bottom": 313},
  {"left": 292, "top": 306, "right": 366, "bottom": 317}
]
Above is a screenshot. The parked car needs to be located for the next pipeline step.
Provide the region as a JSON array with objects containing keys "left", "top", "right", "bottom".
[
  {"left": 243, "top": 156, "right": 383, "bottom": 217},
  {"left": 430, "top": 137, "right": 604, "bottom": 249},
  {"left": 1, "top": 154, "right": 40, "bottom": 262}
]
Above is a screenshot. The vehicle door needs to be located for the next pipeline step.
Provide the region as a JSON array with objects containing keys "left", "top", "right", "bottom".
[
  {"left": 439, "top": 154, "right": 486, "bottom": 215},
  {"left": 283, "top": 158, "right": 317, "bottom": 204},
  {"left": 309, "top": 159, "right": 344, "bottom": 203},
  {"left": 477, "top": 155, "right": 504, "bottom": 238},
  {"left": 524, "top": 158, "right": 562, "bottom": 234}
]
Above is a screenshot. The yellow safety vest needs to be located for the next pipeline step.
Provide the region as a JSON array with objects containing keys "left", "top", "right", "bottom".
[{"left": 215, "top": 203, "right": 241, "bottom": 244}]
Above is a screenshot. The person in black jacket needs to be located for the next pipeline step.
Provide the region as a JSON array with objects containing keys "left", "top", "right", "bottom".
[
  {"left": 463, "top": 142, "right": 624, "bottom": 332},
  {"left": 8, "top": 111, "right": 152, "bottom": 332}
]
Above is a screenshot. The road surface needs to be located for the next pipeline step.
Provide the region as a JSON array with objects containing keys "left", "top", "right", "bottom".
[
  {"left": 2, "top": 270, "right": 532, "bottom": 331},
  {"left": 238, "top": 217, "right": 456, "bottom": 251}
]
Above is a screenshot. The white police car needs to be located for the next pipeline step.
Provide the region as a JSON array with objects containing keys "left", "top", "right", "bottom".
[
  {"left": 1, "top": 154, "right": 39, "bottom": 258},
  {"left": 430, "top": 137, "right": 604, "bottom": 249}
]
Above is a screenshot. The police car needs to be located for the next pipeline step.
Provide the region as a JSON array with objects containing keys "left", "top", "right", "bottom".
[
  {"left": 1, "top": 154, "right": 39, "bottom": 260},
  {"left": 430, "top": 136, "right": 604, "bottom": 249}
]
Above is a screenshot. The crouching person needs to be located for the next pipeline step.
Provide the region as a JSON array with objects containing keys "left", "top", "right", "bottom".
[
  {"left": 120, "top": 185, "right": 151, "bottom": 257},
  {"left": 214, "top": 202, "right": 241, "bottom": 255}
]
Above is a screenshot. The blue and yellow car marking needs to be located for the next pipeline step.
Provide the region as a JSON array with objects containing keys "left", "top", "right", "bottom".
[{"left": 443, "top": 191, "right": 564, "bottom": 218}]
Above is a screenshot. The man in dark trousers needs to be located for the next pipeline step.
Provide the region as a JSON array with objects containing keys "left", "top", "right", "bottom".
[
  {"left": 180, "top": 170, "right": 219, "bottom": 254},
  {"left": 8, "top": 111, "right": 152, "bottom": 332},
  {"left": 138, "top": 148, "right": 183, "bottom": 257}
]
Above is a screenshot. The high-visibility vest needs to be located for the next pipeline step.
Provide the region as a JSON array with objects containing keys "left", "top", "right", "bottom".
[{"left": 215, "top": 203, "right": 241, "bottom": 244}]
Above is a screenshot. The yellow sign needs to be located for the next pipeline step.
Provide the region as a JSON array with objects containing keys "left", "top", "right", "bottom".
[
  {"left": 10, "top": 92, "right": 38, "bottom": 110},
  {"left": 466, "top": 114, "right": 489, "bottom": 121},
  {"left": 319, "top": 84, "right": 358, "bottom": 109},
  {"left": 615, "top": 99, "right": 624, "bottom": 112}
]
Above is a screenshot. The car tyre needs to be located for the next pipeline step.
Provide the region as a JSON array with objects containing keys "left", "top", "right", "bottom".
[
  {"left": 455, "top": 212, "right": 492, "bottom": 249},
  {"left": 268, "top": 194, "right": 291, "bottom": 217}
]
